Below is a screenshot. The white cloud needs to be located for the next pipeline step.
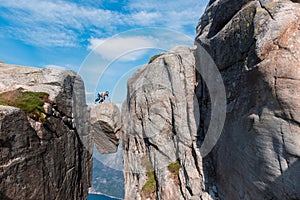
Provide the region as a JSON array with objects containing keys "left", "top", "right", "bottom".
[
  {"left": 0, "top": 0, "right": 120, "bottom": 27},
  {"left": 0, "top": 0, "right": 208, "bottom": 47},
  {"left": 8, "top": 26, "right": 77, "bottom": 47},
  {"left": 130, "top": 11, "right": 161, "bottom": 26},
  {"left": 127, "top": 0, "right": 207, "bottom": 30},
  {"left": 88, "top": 36, "right": 157, "bottom": 61},
  {"left": 0, "top": 0, "right": 124, "bottom": 47}
]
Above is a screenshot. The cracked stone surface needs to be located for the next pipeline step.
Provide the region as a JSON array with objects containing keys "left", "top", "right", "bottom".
[
  {"left": 0, "top": 64, "right": 92, "bottom": 200},
  {"left": 195, "top": 0, "right": 300, "bottom": 199},
  {"left": 91, "top": 102, "right": 121, "bottom": 154},
  {"left": 122, "top": 46, "right": 212, "bottom": 200}
]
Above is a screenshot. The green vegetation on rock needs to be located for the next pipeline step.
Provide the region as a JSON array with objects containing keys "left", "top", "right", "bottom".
[
  {"left": 0, "top": 88, "right": 49, "bottom": 122},
  {"left": 148, "top": 53, "right": 163, "bottom": 64},
  {"left": 141, "top": 156, "right": 156, "bottom": 194},
  {"left": 168, "top": 160, "right": 181, "bottom": 176},
  {"left": 142, "top": 171, "right": 156, "bottom": 192}
]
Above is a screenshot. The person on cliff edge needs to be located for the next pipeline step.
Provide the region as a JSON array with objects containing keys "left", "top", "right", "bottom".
[{"left": 94, "top": 91, "right": 111, "bottom": 104}]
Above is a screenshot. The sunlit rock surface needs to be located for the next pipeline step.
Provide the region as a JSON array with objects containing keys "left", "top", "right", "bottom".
[
  {"left": 91, "top": 102, "right": 121, "bottom": 154},
  {"left": 0, "top": 64, "right": 92, "bottom": 200}
]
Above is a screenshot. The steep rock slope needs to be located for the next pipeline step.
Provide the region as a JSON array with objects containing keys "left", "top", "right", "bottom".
[
  {"left": 91, "top": 102, "right": 121, "bottom": 154},
  {"left": 195, "top": 0, "right": 300, "bottom": 199},
  {"left": 122, "top": 46, "right": 212, "bottom": 200},
  {"left": 0, "top": 64, "right": 92, "bottom": 200}
]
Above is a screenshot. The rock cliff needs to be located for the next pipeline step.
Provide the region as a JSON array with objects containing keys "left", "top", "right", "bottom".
[
  {"left": 196, "top": 0, "right": 300, "bottom": 199},
  {"left": 122, "top": 46, "right": 212, "bottom": 200},
  {"left": 122, "top": 0, "right": 300, "bottom": 199},
  {"left": 0, "top": 63, "right": 92, "bottom": 200},
  {"left": 1, "top": 1, "right": 299, "bottom": 199}
]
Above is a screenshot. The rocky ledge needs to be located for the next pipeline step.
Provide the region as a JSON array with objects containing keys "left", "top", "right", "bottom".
[{"left": 0, "top": 63, "right": 92, "bottom": 200}]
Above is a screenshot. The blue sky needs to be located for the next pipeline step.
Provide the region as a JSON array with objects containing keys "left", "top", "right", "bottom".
[{"left": 0, "top": 0, "right": 209, "bottom": 105}]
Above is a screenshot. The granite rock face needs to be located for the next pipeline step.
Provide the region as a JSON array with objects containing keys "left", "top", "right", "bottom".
[
  {"left": 123, "top": 1, "right": 300, "bottom": 199},
  {"left": 91, "top": 102, "right": 121, "bottom": 154},
  {"left": 0, "top": 63, "right": 92, "bottom": 200},
  {"left": 122, "top": 46, "right": 212, "bottom": 200},
  {"left": 195, "top": 0, "right": 300, "bottom": 199}
]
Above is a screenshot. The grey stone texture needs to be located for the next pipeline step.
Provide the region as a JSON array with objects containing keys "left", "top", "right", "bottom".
[
  {"left": 91, "top": 102, "right": 121, "bottom": 154},
  {"left": 122, "top": 46, "right": 212, "bottom": 200},
  {"left": 195, "top": 0, "right": 300, "bottom": 199},
  {"left": 0, "top": 64, "right": 92, "bottom": 200}
]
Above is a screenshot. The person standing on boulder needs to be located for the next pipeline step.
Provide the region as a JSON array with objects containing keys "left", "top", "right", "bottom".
[{"left": 94, "top": 91, "right": 111, "bottom": 104}]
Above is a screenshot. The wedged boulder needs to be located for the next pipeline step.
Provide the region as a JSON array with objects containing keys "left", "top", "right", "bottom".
[{"left": 91, "top": 102, "right": 121, "bottom": 154}]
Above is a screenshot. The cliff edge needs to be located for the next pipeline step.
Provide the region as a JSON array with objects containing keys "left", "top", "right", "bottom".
[
  {"left": 0, "top": 63, "right": 92, "bottom": 200},
  {"left": 122, "top": 46, "right": 211, "bottom": 200},
  {"left": 122, "top": 0, "right": 300, "bottom": 199}
]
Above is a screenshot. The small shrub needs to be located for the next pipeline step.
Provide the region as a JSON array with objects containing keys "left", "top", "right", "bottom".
[
  {"left": 168, "top": 160, "right": 181, "bottom": 177},
  {"left": 141, "top": 156, "right": 156, "bottom": 195},
  {"left": 142, "top": 171, "right": 156, "bottom": 192},
  {"left": 0, "top": 88, "right": 49, "bottom": 122}
]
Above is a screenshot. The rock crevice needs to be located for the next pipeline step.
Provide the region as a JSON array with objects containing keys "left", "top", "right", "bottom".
[
  {"left": 122, "top": 46, "right": 210, "bottom": 200},
  {"left": 122, "top": 1, "right": 300, "bottom": 199}
]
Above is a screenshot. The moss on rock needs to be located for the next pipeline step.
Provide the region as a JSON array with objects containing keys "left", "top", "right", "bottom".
[
  {"left": 148, "top": 53, "right": 163, "bottom": 64},
  {"left": 0, "top": 88, "right": 49, "bottom": 122},
  {"left": 168, "top": 160, "right": 181, "bottom": 177},
  {"left": 141, "top": 156, "right": 156, "bottom": 196}
]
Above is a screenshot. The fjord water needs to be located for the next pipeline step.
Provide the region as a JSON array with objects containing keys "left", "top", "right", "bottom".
[{"left": 87, "top": 193, "right": 120, "bottom": 200}]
